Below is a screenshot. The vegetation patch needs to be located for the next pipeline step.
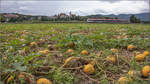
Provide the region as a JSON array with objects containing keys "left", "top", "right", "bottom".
[{"left": 0, "top": 23, "right": 150, "bottom": 84}]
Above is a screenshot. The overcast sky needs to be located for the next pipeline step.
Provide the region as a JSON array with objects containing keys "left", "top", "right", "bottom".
[{"left": 0, "top": 0, "right": 149, "bottom": 16}]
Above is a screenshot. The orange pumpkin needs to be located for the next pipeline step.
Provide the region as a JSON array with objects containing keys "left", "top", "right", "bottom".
[
  {"left": 135, "top": 54, "right": 145, "bottom": 61},
  {"left": 127, "top": 45, "right": 135, "bottom": 50},
  {"left": 81, "top": 50, "right": 88, "bottom": 55},
  {"left": 143, "top": 51, "right": 150, "bottom": 56},
  {"left": 66, "top": 49, "right": 73, "bottom": 53},
  {"left": 83, "top": 64, "right": 95, "bottom": 74},
  {"left": 37, "top": 78, "right": 52, "bottom": 84},
  {"left": 141, "top": 66, "right": 150, "bottom": 77}
]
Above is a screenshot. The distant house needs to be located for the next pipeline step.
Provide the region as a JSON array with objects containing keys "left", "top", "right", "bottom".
[
  {"left": 69, "top": 12, "right": 76, "bottom": 17},
  {"left": 59, "top": 13, "right": 67, "bottom": 18},
  {"left": 87, "top": 18, "right": 129, "bottom": 23},
  {"left": 3, "top": 14, "right": 19, "bottom": 22},
  {"left": 3, "top": 14, "right": 19, "bottom": 18}
]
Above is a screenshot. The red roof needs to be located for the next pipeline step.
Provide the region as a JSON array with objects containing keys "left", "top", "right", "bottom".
[
  {"left": 60, "top": 13, "right": 66, "bottom": 15},
  {"left": 87, "top": 18, "right": 128, "bottom": 21},
  {"left": 4, "top": 14, "right": 19, "bottom": 18}
]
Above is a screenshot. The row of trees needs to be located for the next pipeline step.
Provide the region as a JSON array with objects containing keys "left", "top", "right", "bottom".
[
  {"left": 0, "top": 15, "right": 40, "bottom": 22},
  {"left": 0, "top": 14, "right": 88, "bottom": 22},
  {"left": 0, "top": 13, "right": 141, "bottom": 23},
  {"left": 130, "top": 15, "right": 141, "bottom": 23},
  {"left": 49, "top": 16, "right": 88, "bottom": 21}
]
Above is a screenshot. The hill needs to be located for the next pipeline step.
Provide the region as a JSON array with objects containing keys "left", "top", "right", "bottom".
[{"left": 88, "top": 13, "right": 150, "bottom": 21}]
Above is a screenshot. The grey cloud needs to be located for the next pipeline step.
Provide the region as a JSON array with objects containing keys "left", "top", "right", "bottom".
[
  {"left": 99, "top": 0, "right": 149, "bottom": 3},
  {"left": 0, "top": 1, "right": 62, "bottom": 15},
  {"left": 0, "top": 0, "right": 149, "bottom": 16}
]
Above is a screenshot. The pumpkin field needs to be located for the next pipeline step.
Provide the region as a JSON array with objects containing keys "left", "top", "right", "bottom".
[{"left": 0, "top": 23, "right": 150, "bottom": 84}]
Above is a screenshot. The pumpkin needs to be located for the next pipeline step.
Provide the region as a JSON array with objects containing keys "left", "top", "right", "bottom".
[
  {"left": 135, "top": 54, "right": 145, "bottom": 61},
  {"left": 81, "top": 50, "right": 88, "bottom": 55},
  {"left": 83, "top": 64, "right": 95, "bottom": 74},
  {"left": 118, "top": 77, "right": 130, "bottom": 84},
  {"left": 66, "top": 49, "right": 73, "bottom": 53},
  {"left": 127, "top": 45, "right": 135, "bottom": 50},
  {"left": 106, "top": 56, "right": 116, "bottom": 63},
  {"left": 141, "top": 66, "right": 150, "bottom": 77},
  {"left": 110, "top": 48, "right": 118, "bottom": 53},
  {"left": 39, "top": 50, "right": 49, "bottom": 55},
  {"left": 30, "top": 42, "right": 37, "bottom": 47},
  {"left": 7, "top": 75, "right": 14, "bottom": 83},
  {"left": 143, "top": 51, "right": 150, "bottom": 56},
  {"left": 128, "top": 70, "right": 136, "bottom": 77},
  {"left": 37, "top": 78, "right": 52, "bottom": 84}
]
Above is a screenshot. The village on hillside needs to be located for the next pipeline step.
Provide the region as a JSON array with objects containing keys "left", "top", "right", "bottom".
[
  {"left": 0, "top": 11, "right": 145, "bottom": 23},
  {"left": 0, "top": 12, "right": 87, "bottom": 23}
]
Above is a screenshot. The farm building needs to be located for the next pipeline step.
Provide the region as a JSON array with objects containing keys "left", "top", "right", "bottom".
[
  {"left": 59, "top": 13, "right": 67, "bottom": 18},
  {"left": 3, "top": 14, "right": 19, "bottom": 22},
  {"left": 87, "top": 18, "right": 129, "bottom": 23}
]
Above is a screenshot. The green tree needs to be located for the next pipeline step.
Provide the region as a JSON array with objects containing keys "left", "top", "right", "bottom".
[
  {"left": 130, "top": 15, "right": 136, "bottom": 23},
  {"left": 105, "top": 17, "right": 111, "bottom": 19},
  {"left": 130, "top": 15, "right": 141, "bottom": 23},
  {"left": 0, "top": 15, "right": 6, "bottom": 22},
  {"left": 114, "top": 17, "right": 118, "bottom": 19}
]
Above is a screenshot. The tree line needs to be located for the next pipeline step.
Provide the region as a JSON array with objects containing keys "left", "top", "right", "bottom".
[{"left": 0, "top": 13, "right": 141, "bottom": 23}]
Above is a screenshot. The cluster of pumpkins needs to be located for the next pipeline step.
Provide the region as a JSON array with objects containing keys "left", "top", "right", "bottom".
[
  {"left": 28, "top": 41, "right": 150, "bottom": 84},
  {"left": 127, "top": 44, "right": 150, "bottom": 61},
  {"left": 113, "top": 34, "right": 137, "bottom": 39},
  {"left": 118, "top": 65, "right": 150, "bottom": 84},
  {"left": 65, "top": 44, "right": 150, "bottom": 84},
  {"left": 30, "top": 39, "right": 45, "bottom": 47},
  {"left": 30, "top": 41, "right": 51, "bottom": 55},
  {"left": 7, "top": 72, "right": 52, "bottom": 84},
  {"left": 135, "top": 51, "right": 149, "bottom": 61}
]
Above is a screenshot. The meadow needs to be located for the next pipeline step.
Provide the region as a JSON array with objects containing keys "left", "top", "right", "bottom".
[{"left": 0, "top": 23, "right": 150, "bottom": 84}]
